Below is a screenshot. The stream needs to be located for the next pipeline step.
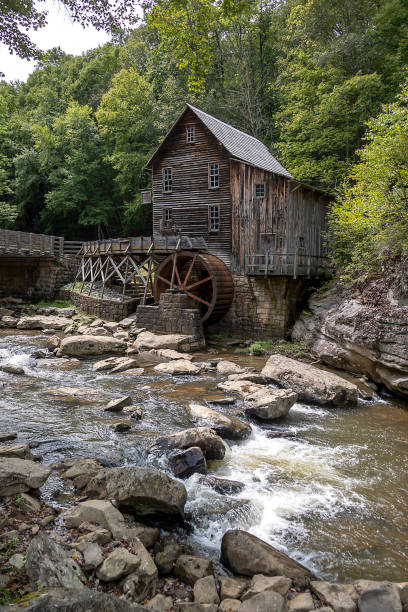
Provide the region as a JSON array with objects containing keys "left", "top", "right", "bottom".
[{"left": 1, "top": 329, "right": 408, "bottom": 583}]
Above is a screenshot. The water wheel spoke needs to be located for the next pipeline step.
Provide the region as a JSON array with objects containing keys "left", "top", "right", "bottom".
[
  {"left": 175, "top": 264, "right": 182, "bottom": 286},
  {"left": 183, "top": 255, "right": 197, "bottom": 287},
  {"left": 186, "top": 275, "right": 212, "bottom": 291},
  {"left": 185, "top": 290, "right": 211, "bottom": 308},
  {"left": 157, "top": 274, "right": 171, "bottom": 286}
]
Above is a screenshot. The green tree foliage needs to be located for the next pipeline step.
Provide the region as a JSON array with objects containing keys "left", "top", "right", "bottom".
[{"left": 329, "top": 84, "right": 408, "bottom": 279}]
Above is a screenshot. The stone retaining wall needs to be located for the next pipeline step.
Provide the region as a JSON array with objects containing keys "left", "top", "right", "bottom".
[
  {"left": 67, "top": 291, "right": 139, "bottom": 321},
  {"left": 207, "top": 275, "right": 307, "bottom": 339},
  {"left": 136, "top": 290, "right": 204, "bottom": 339},
  {"left": 0, "top": 256, "right": 77, "bottom": 300}
]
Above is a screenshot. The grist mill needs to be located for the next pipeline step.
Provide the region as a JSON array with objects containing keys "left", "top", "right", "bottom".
[{"left": 0, "top": 104, "right": 331, "bottom": 338}]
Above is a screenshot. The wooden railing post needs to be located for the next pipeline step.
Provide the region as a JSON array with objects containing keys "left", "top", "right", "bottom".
[
  {"left": 59, "top": 237, "right": 64, "bottom": 257},
  {"left": 293, "top": 250, "right": 298, "bottom": 279},
  {"left": 264, "top": 253, "right": 269, "bottom": 278}
]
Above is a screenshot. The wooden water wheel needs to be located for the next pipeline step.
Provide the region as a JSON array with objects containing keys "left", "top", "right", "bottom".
[{"left": 153, "top": 251, "right": 234, "bottom": 324}]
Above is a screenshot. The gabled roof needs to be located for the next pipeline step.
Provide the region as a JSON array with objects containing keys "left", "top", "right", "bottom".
[
  {"left": 146, "top": 103, "right": 293, "bottom": 179},
  {"left": 186, "top": 104, "right": 293, "bottom": 178}
]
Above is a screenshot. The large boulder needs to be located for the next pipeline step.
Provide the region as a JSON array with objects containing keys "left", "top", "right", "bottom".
[
  {"left": 261, "top": 354, "right": 358, "bottom": 406},
  {"left": 14, "top": 588, "right": 150, "bottom": 612},
  {"left": 354, "top": 580, "right": 402, "bottom": 612},
  {"left": 85, "top": 466, "right": 187, "bottom": 521},
  {"left": 135, "top": 331, "right": 203, "bottom": 352},
  {"left": 26, "top": 534, "right": 86, "bottom": 590},
  {"left": 60, "top": 335, "right": 127, "bottom": 356},
  {"left": 187, "top": 403, "right": 251, "bottom": 440},
  {"left": 221, "top": 530, "right": 313, "bottom": 588},
  {"left": 218, "top": 380, "right": 296, "bottom": 420},
  {"left": 150, "top": 427, "right": 226, "bottom": 460},
  {"left": 17, "top": 315, "right": 70, "bottom": 330},
  {"left": 0, "top": 457, "right": 51, "bottom": 496}
]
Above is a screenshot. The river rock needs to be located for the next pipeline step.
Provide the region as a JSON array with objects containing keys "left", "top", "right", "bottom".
[
  {"left": 262, "top": 355, "right": 358, "bottom": 406},
  {"left": 0, "top": 457, "right": 51, "bottom": 496},
  {"left": 194, "top": 575, "right": 220, "bottom": 604},
  {"left": 26, "top": 534, "right": 86, "bottom": 590},
  {"left": 83, "top": 542, "right": 104, "bottom": 570},
  {"left": 221, "top": 530, "right": 313, "bottom": 588},
  {"left": 174, "top": 605, "right": 218, "bottom": 612},
  {"left": 354, "top": 580, "right": 402, "bottom": 612},
  {"left": 194, "top": 474, "right": 245, "bottom": 495},
  {"left": 0, "top": 363, "right": 24, "bottom": 375},
  {"left": 20, "top": 588, "right": 150, "bottom": 611},
  {"left": 0, "top": 443, "right": 35, "bottom": 460},
  {"left": 60, "top": 335, "right": 127, "bottom": 356},
  {"left": 287, "top": 592, "right": 314, "bottom": 611},
  {"left": 97, "top": 546, "right": 143, "bottom": 582},
  {"left": 46, "top": 385, "right": 107, "bottom": 403},
  {"left": 120, "top": 544, "right": 158, "bottom": 602},
  {"left": 75, "top": 528, "right": 112, "bottom": 549},
  {"left": 20, "top": 492, "right": 41, "bottom": 512},
  {"left": 105, "top": 395, "right": 133, "bottom": 412},
  {"left": 0, "top": 507, "right": 9, "bottom": 528},
  {"left": 169, "top": 446, "right": 207, "bottom": 479},
  {"left": 311, "top": 581, "right": 357, "bottom": 612},
  {"left": 146, "top": 594, "right": 173, "bottom": 611},
  {"left": 93, "top": 357, "right": 138, "bottom": 373},
  {"left": 85, "top": 466, "right": 187, "bottom": 520},
  {"left": 217, "top": 361, "right": 248, "bottom": 375},
  {"left": 1, "top": 315, "right": 18, "bottom": 327},
  {"left": 218, "top": 380, "right": 296, "bottom": 420},
  {"left": 187, "top": 403, "right": 251, "bottom": 440},
  {"left": 37, "top": 358, "right": 80, "bottom": 370},
  {"left": 154, "top": 359, "right": 200, "bottom": 375},
  {"left": 218, "top": 600, "right": 242, "bottom": 611},
  {"left": 135, "top": 331, "right": 203, "bottom": 352},
  {"left": 155, "top": 536, "right": 182, "bottom": 576},
  {"left": 219, "top": 576, "right": 248, "bottom": 600},
  {"left": 240, "top": 591, "right": 286, "bottom": 612},
  {"left": 150, "top": 348, "right": 193, "bottom": 361},
  {"left": 17, "top": 315, "right": 70, "bottom": 330},
  {"left": 61, "top": 457, "right": 103, "bottom": 489},
  {"left": 241, "top": 575, "right": 292, "bottom": 600},
  {"left": 175, "top": 554, "right": 214, "bottom": 585},
  {"left": 65, "top": 499, "right": 128, "bottom": 538},
  {"left": 9, "top": 553, "right": 25, "bottom": 569},
  {"left": 150, "top": 427, "right": 226, "bottom": 460}
]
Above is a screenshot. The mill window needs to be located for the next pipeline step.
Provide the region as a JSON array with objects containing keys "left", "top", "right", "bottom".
[
  {"left": 163, "top": 168, "right": 172, "bottom": 193},
  {"left": 164, "top": 208, "right": 172, "bottom": 222},
  {"left": 209, "top": 163, "right": 219, "bottom": 189},
  {"left": 209, "top": 204, "right": 220, "bottom": 232},
  {"left": 255, "top": 183, "right": 265, "bottom": 198},
  {"left": 187, "top": 126, "right": 195, "bottom": 143}
]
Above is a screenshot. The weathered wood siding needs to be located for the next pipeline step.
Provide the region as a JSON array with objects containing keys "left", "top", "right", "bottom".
[
  {"left": 230, "top": 160, "right": 329, "bottom": 275},
  {"left": 151, "top": 108, "right": 232, "bottom": 266}
]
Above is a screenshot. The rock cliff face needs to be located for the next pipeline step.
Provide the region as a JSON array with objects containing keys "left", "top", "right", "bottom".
[{"left": 292, "top": 270, "right": 408, "bottom": 396}]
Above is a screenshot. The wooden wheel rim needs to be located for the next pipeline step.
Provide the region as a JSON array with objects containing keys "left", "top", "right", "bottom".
[{"left": 153, "top": 251, "right": 234, "bottom": 324}]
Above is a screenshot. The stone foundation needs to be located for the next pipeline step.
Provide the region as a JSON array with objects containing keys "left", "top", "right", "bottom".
[
  {"left": 0, "top": 256, "right": 77, "bottom": 301},
  {"left": 207, "top": 275, "right": 308, "bottom": 339},
  {"left": 136, "top": 289, "right": 204, "bottom": 339},
  {"left": 67, "top": 291, "right": 139, "bottom": 321}
]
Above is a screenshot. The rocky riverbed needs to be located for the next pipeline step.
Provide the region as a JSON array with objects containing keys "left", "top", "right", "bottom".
[{"left": 0, "top": 299, "right": 407, "bottom": 610}]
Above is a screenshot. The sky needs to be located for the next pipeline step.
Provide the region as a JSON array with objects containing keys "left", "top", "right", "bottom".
[{"left": 0, "top": 0, "right": 113, "bottom": 82}]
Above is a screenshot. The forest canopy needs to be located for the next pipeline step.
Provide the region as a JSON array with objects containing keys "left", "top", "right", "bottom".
[{"left": 1, "top": 0, "right": 408, "bottom": 278}]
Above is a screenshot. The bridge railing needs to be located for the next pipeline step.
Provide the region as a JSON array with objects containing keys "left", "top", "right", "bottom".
[
  {"left": 0, "top": 230, "right": 84, "bottom": 257},
  {"left": 245, "top": 252, "right": 330, "bottom": 278}
]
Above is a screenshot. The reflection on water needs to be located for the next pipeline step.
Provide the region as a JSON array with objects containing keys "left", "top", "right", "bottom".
[{"left": 0, "top": 330, "right": 408, "bottom": 581}]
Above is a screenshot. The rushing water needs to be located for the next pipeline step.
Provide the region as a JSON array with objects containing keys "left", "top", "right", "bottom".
[{"left": 1, "top": 329, "right": 408, "bottom": 582}]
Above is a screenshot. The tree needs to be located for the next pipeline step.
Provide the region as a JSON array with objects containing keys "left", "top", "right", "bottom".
[{"left": 329, "top": 83, "right": 408, "bottom": 279}]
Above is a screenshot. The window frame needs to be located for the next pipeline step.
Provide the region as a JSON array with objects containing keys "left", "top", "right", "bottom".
[
  {"left": 208, "top": 162, "right": 219, "bottom": 190},
  {"left": 186, "top": 126, "right": 195, "bottom": 144},
  {"left": 162, "top": 167, "right": 173, "bottom": 193},
  {"left": 208, "top": 204, "right": 220, "bottom": 233},
  {"left": 254, "top": 183, "right": 265, "bottom": 198},
  {"left": 164, "top": 208, "right": 173, "bottom": 222}
]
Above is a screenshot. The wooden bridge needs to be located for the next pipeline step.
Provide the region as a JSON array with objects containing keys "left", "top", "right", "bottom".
[{"left": 0, "top": 229, "right": 82, "bottom": 257}]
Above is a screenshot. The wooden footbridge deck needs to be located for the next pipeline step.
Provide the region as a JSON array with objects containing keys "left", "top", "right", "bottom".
[{"left": 0, "top": 229, "right": 82, "bottom": 257}]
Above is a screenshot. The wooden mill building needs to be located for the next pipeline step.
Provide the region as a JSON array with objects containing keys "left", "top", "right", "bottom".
[{"left": 145, "top": 104, "right": 331, "bottom": 337}]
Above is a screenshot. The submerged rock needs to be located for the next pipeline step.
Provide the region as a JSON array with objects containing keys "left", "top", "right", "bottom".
[
  {"left": 0, "top": 363, "right": 24, "bottom": 375},
  {"left": 0, "top": 457, "right": 51, "bottom": 496},
  {"left": 187, "top": 403, "right": 251, "bottom": 440},
  {"left": 26, "top": 534, "right": 86, "bottom": 591},
  {"left": 194, "top": 474, "right": 245, "bottom": 495},
  {"left": 85, "top": 466, "right": 187, "bottom": 521},
  {"left": 261, "top": 354, "right": 358, "bottom": 406},
  {"left": 60, "top": 335, "right": 127, "bottom": 356},
  {"left": 221, "top": 530, "right": 313, "bottom": 588},
  {"left": 150, "top": 427, "right": 226, "bottom": 461}
]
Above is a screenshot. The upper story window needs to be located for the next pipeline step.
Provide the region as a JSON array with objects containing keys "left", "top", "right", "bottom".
[
  {"left": 255, "top": 183, "right": 265, "bottom": 198},
  {"left": 187, "top": 126, "right": 195, "bottom": 143},
  {"left": 209, "top": 162, "right": 219, "bottom": 189},
  {"left": 163, "top": 168, "right": 172, "bottom": 193},
  {"left": 164, "top": 208, "right": 172, "bottom": 222},
  {"left": 209, "top": 204, "right": 220, "bottom": 232}
]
